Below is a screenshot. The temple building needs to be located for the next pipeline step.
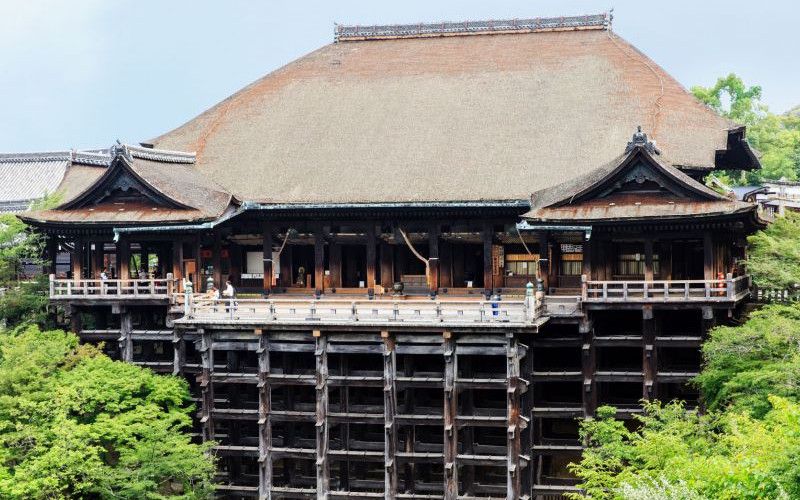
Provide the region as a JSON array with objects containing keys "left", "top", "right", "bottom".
[{"left": 17, "top": 14, "right": 763, "bottom": 499}]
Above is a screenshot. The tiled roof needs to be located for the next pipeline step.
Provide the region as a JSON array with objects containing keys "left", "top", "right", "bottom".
[{"left": 0, "top": 156, "right": 69, "bottom": 211}]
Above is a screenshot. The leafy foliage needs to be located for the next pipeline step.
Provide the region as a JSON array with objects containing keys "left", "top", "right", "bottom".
[
  {"left": 745, "top": 211, "right": 800, "bottom": 289},
  {"left": 568, "top": 398, "right": 800, "bottom": 499},
  {"left": 692, "top": 74, "right": 800, "bottom": 183},
  {"left": 0, "top": 326, "right": 215, "bottom": 499},
  {"left": 696, "top": 303, "right": 800, "bottom": 417}
]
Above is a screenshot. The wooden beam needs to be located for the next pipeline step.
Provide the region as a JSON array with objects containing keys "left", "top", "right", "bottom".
[
  {"left": 314, "top": 226, "right": 325, "bottom": 295},
  {"left": 263, "top": 225, "right": 274, "bottom": 295},
  {"left": 366, "top": 224, "right": 377, "bottom": 292},
  {"left": 258, "top": 332, "right": 273, "bottom": 499},
  {"left": 443, "top": 332, "right": 458, "bottom": 499},
  {"left": 428, "top": 224, "right": 440, "bottom": 295},
  {"left": 382, "top": 332, "right": 398, "bottom": 499},
  {"left": 315, "top": 334, "right": 330, "bottom": 497}
]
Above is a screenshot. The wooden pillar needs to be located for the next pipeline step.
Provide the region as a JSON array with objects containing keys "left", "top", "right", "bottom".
[
  {"left": 71, "top": 237, "right": 84, "bottom": 280},
  {"left": 329, "top": 242, "right": 342, "bottom": 289},
  {"left": 68, "top": 304, "right": 82, "bottom": 334},
  {"left": 263, "top": 225, "right": 274, "bottom": 295},
  {"left": 366, "top": 224, "right": 377, "bottom": 292},
  {"left": 258, "top": 331, "right": 273, "bottom": 499},
  {"left": 229, "top": 242, "right": 241, "bottom": 286},
  {"left": 703, "top": 233, "right": 714, "bottom": 281},
  {"left": 172, "top": 330, "right": 185, "bottom": 376},
  {"left": 380, "top": 243, "right": 394, "bottom": 289},
  {"left": 119, "top": 309, "right": 133, "bottom": 362},
  {"left": 382, "top": 331, "right": 398, "bottom": 498},
  {"left": 279, "top": 244, "right": 292, "bottom": 288},
  {"left": 506, "top": 334, "right": 522, "bottom": 499},
  {"left": 580, "top": 317, "right": 596, "bottom": 417},
  {"left": 212, "top": 231, "right": 222, "bottom": 288},
  {"left": 547, "top": 236, "right": 559, "bottom": 293},
  {"left": 314, "top": 227, "right": 325, "bottom": 295},
  {"left": 314, "top": 332, "right": 330, "bottom": 497},
  {"left": 482, "top": 224, "right": 493, "bottom": 296},
  {"left": 440, "top": 241, "right": 453, "bottom": 288},
  {"left": 93, "top": 241, "right": 105, "bottom": 278},
  {"left": 118, "top": 237, "right": 130, "bottom": 280},
  {"left": 199, "top": 329, "right": 215, "bottom": 442},
  {"left": 172, "top": 239, "right": 183, "bottom": 283},
  {"left": 194, "top": 234, "right": 203, "bottom": 291},
  {"left": 443, "top": 331, "right": 458, "bottom": 499},
  {"left": 428, "top": 224, "right": 440, "bottom": 295},
  {"left": 582, "top": 238, "right": 592, "bottom": 281},
  {"left": 45, "top": 235, "right": 58, "bottom": 275},
  {"left": 642, "top": 306, "right": 656, "bottom": 401},
  {"left": 662, "top": 241, "right": 673, "bottom": 281},
  {"left": 644, "top": 239, "right": 654, "bottom": 282}
]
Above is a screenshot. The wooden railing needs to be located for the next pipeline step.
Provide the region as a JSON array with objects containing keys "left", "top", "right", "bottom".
[
  {"left": 581, "top": 274, "right": 750, "bottom": 303},
  {"left": 182, "top": 295, "right": 540, "bottom": 325},
  {"left": 49, "top": 274, "right": 175, "bottom": 299}
]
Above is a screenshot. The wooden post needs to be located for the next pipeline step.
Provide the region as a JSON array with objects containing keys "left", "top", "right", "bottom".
[
  {"left": 279, "top": 244, "right": 292, "bottom": 288},
  {"left": 582, "top": 237, "right": 592, "bottom": 281},
  {"left": 482, "top": 224, "right": 493, "bottom": 296},
  {"left": 428, "top": 224, "right": 440, "bottom": 295},
  {"left": 194, "top": 234, "right": 203, "bottom": 292},
  {"left": 118, "top": 236, "right": 130, "bottom": 280},
  {"left": 642, "top": 306, "right": 656, "bottom": 401},
  {"left": 329, "top": 241, "right": 342, "bottom": 289},
  {"left": 45, "top": 235, "right": 58, "bottom": 275},
  {"left": 380, "top": 242, "right": 394, "bottom": 289},
  {"left": 119, "top": 309, "right": 133, "bottom": 362},
  {"left": 314, "top": 227, "right": 325, "bottom": 296},
  {"left": 263, "top": 225, "right": 274, "bottom": 295},
  {"left": 172, "top": 330, "right": 185, "bottom": 376},
  {"left": 580, "top": 317, "right": 596, "bottom": 417},
  {"left": 644, "top": 239, "right": 654, "bottom": 282},
  {"left": 507, "top": 334, "right": 522, "bottom": 499},
  {"left": 547, "top": 236, "right": 559, "bottom": 293},
  {"left": 366, "top": 224, "right": 377, "bottom": 292},
  {"left": 199, "top": 329, "right": 215, "bottom": 442},
  {"left": 72, "top": 237, "right": 84, "bottom": 280},
  {"left": 258, "top": 331, "right": 273, "bottom": 499},
  {"left": 212, "top": 231, "right": 222, "bottom": 288},
  {"left": 93, "top": 241, "right": 105, "bottom": 278},
  {"left": 314, "top": 332, "right": 330, "bottom": 497},
  {"left": 172, "top": 239, "right": 183, "bottom": 283},
  {"left": 443, "top": 331, "right": 458, "bottom": 499},
  {"left": 382, "top": 331, "right": 398, "bottom": 498},
  {"left": 703, "top": 233, "right": 714, "bottom": 281},
  {"left": 440, "top": 241, "right": 453, "bottom": 288}
]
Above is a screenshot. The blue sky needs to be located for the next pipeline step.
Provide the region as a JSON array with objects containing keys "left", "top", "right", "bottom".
[{"left": 1, "top": 0, "right": 797, "bottom": 152}]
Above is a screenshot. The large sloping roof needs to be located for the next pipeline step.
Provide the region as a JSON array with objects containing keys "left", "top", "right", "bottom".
[{"left": 152, "top": 14, "right": 745, "bottom": 204}]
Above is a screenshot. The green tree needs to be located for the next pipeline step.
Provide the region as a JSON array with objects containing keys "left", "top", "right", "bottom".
[
  {"left": 745, "top": 211, "right": 800, "bottom": 289},
  {"left": 692, "top": 74, "right": 800, "bottom": 182},
  {"left": 0, "top": 325, "right": 215, "bottom": 499}
]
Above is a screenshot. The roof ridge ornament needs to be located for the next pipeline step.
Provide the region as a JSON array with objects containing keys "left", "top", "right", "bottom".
[{"left": 625, "top": 126, "right": 660, "bottom": 155}]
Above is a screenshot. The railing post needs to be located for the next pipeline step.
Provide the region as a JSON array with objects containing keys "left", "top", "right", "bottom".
[
  {"left": 623, "top": 282, "right": 629, "bottom": 300},
  {"left": 684, "top": 282, "right": 690, "bottom": 300},
  {"left": 351, "top": 301, "right": 357, "bottom": 322},
  {"left": 705, "top": 280, "right": 711, "bottom": 299},
  {"left": 602, "top": 282, "right": 608, "bottom": 300},
  {"left": 49, "top": 274, "right": 55, "bottom": 297},
  {"left": 580, "top": 275, "right": 587, "bottom": 301},
  {"left": 642, "top": 281, "right": 648, "bottom": 300},
  {"left": 726, "top": 273, "right": 733, "bottom": 299},
  {"left": 149, "top": 278, "right": 155, "bottom": 295},
  {"left": 167, "top": 273, "right": 174, "bottom": 298},
  {"left": 184, "top": 280, "right": 193, "bottom": 317},
  {"left": 664, "top": 281, "right": 669, "bottom": 300}
]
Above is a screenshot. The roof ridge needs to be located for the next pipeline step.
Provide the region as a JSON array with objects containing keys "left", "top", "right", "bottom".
[
  {"left": 0, "top": 144, "right": 196, "bottom": 166},
  {"left": 334, "top": 13, "right": 610, "bottom": 41},
  {"left": 0, "top": 151, "right": 72, "bottom": 163}
]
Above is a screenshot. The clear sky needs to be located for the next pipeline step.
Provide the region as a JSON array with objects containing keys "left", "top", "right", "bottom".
[{"left": 1, "top": 0, "right": 797, "bottom": 152}]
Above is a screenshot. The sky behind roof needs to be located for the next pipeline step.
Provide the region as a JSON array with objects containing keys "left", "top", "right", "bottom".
[{"left": 1, "top": 0, "right": 797, "bottom": 152}]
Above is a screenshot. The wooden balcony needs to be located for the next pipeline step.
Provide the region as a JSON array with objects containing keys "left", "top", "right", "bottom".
[
  {"left": 177, "top": 295, "right": 542, "bottom": 328},
  {"left": 49, "top": 274, "right": 175, "bottom": 304},
  {"left": 581, "top": 274, "right": 750, "bottom": 304}
]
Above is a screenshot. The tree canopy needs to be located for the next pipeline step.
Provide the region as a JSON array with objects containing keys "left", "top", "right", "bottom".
[
  {"left": 745, "top": 211, "right": 800, "bottom": 289},
  {"left": 691, "top": 73, "right": 800, "bottom": 183},
  {"left": 0, "top": 325, "right": 215, "bottom": 499}
]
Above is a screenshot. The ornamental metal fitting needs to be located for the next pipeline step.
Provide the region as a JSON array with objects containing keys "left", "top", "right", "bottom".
[{"left": 626, "top": 126, "right": 659, "bottom": 154}]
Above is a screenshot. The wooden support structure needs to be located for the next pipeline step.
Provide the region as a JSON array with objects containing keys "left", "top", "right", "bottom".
[
  {"left": 118, "top": 236, "right": 130, "bottom": 280},
  {"left": 315, "top": 332, "right": 330, "bottom": 497},
  {"left": 329, "top": 241, "right": 342, "bottom": 289},
  {"left": 200, "top": 330, "right": 215, "bottom": 442},
  {"left": 45, "top": 235, "right": 58, "bottom": 275},
  {"left": 172, "top": 239, "right": 183, "bottom": 283},
  {"left": 506, "top": 334, "right": 523, "bottom": 499},
  {"left": 212, "top": 231, "right": 222, "bottom": 288},
  {"left": 172, "top": 329, "right": 185, "bottom": 376},
  {"left": 72, "top": 237, "right": 84, "bottom": 280},
  {"left": 580, "top": 317, "right": 596, "bottom": 417},
  {"left": 482, "top": 224, "right": 493, "bottom": 296},
  {"left": 194, "top": 234, "right": 203, "bottom": 291},
  {"left": 380, "top": 242, "right": 393, "bottom": 289},
  {"left": 703, "top": 233, "right": 714, "bottom": 281},
  {"left": 366, "top": 224, "right": 377, "bottom": 292},
  {"left": 428, "top": 224, "right": 440, "bottom": 295},
  {"left": 443, "top": 331, "right": 458, "bottom": 499},
  {"left": 642, "top": 306, "right": 656, "bottom": 400},
  {"left": 118, "top": 309, "right": 133, "bottom": 362},
  {"left": 314, "top": 227, "right": 325, "bottom": 295},
  {"left": 644, "top": 239, "right": 654, "bottom": 282},
  {"left": 93, "top": 241, "right": 105, "bottom": 278},
  {"left": 382, "top": 331, "right": 398, "bottom": 498},
  {"left": 263, "top": 225, "right": 274, "bottom": 295},
  {"left": 582, "top": 237, "right": 592, "bottom": 281},
  {"left": 258, "top": 331, "right": 273, "bottom": 499}
]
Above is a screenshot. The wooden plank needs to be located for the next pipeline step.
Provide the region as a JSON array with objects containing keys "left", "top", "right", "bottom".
[
  {"left": 383, "top": 332, "right": 398, "bottom": 499},
  {"left": 443, "top": 332, "right": 458, "bottom": 499},
  {"left": 315, "top": 334, "right": 330, "bottom": 498}
]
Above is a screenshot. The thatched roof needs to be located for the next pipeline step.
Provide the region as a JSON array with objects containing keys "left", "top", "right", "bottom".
[{"left": 152, "top": 17, "right": 750, "bottom": 204}]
